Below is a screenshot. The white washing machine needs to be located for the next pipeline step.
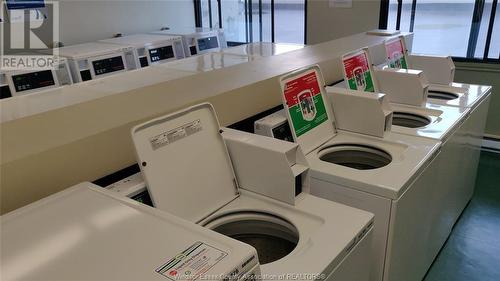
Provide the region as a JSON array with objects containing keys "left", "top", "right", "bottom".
[
  {"left": 329, "top": 70, "right": 476, "bottom": 236},
  {"left": 255, "top": 66, "right": 442, "bottom": 281},
  {"left": 326, "top": 85, "right": 473, "bottom": 270},
  {"left": 220, "top": 42, "right": 305, "bottom": 59},
  {"left": 421, "top": 83, "right": 492, "bottom": 202},
  {"left": 337, "top": 43, "right": 492, "bottom": 216},
  {"left": 99, "top": 34, "right": 186, "bottom": 68},
  {"left": 0, "top": 58, "right": 73, "bottom": 99},
  {"left": 365, "top": 39, "right": 492, "bottom": 219},
  {"left": 1, "top": 182, "right": 261, "bottom": 281},
  {"left": 375, "top": 35, "right": 491, "bottom": 118},
  {"left": 44, "top": 42, "right": 137, "bottom": 83},
  {"left": 153, "top": 52, "right": 251, "bottom": 73},
  {"left": 151, "top": 27, "right": 225, "bottom": 57},
  {"left": 131, "top": 102, "right": 375, "bottom": 281}
]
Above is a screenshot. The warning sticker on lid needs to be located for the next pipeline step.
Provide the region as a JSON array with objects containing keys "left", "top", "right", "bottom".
[
  {"left": 281, "top": 68, "right": 329, "bottom": 137},
  {"left": 342, "top": 49, "right": 376, "bottom": 93},
  {"left": 156, "top": 242, "right": 228, "bottom": 281},
  {"left": 385, "top": 37, "right": 408, "bottom": 70},
  {"left": 150, "top": 119, "right": 202, "bottom": 150}
]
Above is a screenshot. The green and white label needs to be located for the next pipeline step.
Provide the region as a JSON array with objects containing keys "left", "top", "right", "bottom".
[
  {"left": 342, "top": 50, "right": 375, "bottom": 93},
  {"left": 282, "top": 69, "right": 329, "bottom": 137},
  {"left": 385, "top": 38, "right": 408, "bottom": 69}
]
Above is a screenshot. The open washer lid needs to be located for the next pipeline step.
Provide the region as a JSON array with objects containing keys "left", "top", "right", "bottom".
[
  {"left": 131, "top": 103, "right": 239, "bottom": 223},
  {"left": 279, "top": 65, "right": 336, "bottom": 154}
]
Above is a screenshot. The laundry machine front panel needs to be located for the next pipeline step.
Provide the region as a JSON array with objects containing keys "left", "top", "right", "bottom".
[{"left": 310, "top": 177, "right": 391, "bottom": 281}]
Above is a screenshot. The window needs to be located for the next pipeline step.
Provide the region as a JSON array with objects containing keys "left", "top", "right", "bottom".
[
  {"left": 196, "top": 0, "right": 306, "bottom": 45},
  {"left": 275, "top": 0, "right": 305, "bottom": 44},
  {"left": 381, "top": 0, "right": 499, "bottom": 62},
  {"left": 487, "top": 1, "right": 500, "bottom": 58}
]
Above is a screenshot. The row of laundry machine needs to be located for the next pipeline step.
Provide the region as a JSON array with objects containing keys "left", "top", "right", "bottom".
[
  {"left": 1, "top": 102, "right": 376, "bottom": 281},
  {"left": 0, "top": 27, "right": 227, "bottom": 99},
  {"left": 0, "top": 41, "right": 305, "bottom": 123},
  {"left": 1, "top": 33, "right": 492, "bottom": 281},
  {"left": 94, "top": 36, "right": 490, "bottom": 281}
]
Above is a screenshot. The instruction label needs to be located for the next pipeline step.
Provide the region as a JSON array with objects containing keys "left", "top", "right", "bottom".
[
  {"left": 150, "top": 119, "right": 202, "bottom": 150},
  {"left": 282, "top": 69, "right": 328, "bottom": 137},
  {"left": 385, "top": 38, "right": 408, "bottom": 69},
  {"left": 342, "top": 50, "right": 375, "bottom": 92},
  {"left": 156, "top": 242, "right": 228, "bottom": 281}
]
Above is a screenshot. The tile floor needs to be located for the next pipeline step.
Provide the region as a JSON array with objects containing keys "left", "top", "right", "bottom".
[{"left": 424, "top": 151, "right": 500, "bottom": 281}]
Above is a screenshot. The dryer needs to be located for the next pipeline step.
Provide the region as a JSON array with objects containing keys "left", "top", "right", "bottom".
[
  {"left": 131, "top": 102, "right": 375, "bottom": 281},
  {"left": 44, "top": 42, "right": 137, "bottom": 83},
  {"left": 100, "top": 34, "right": 186, "bottom": 68},
  {"left": 0, "top": 58, "right": 73, "bottom": 99},
  {"left": 255, "top": 65, "right": 442, "bottom": 281},
  {"left": 1, "top": 182, "right": 261, "bottom": 281},
  {"left": 151, "top": 27, "right": 226, "bottom": 56}
]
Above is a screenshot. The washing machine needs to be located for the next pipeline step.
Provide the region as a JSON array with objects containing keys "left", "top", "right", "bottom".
[
  {"left": 328, "top": 75, "right": 475, "bottom": 233},
  {"left": 43, "top": 42, "right": 137, "bottom": 83},
  {"left": 151, "top": 27, "right": 225, "bottom": 56},
  {"left": 153, "top": 52, "right": 251, "bottom": 73},
  {"left": 220, "top": 42, "right": 305, "bottom": 59},
  {"left": 100, "top": 34, "right": 186, "bottom": 68},
  {"left": 130, "top": 102, "right": 375, "bottom": 281},
  {"left": 0, "top": 58, "right": 73, "bottom": 99},
  {"left": 255, "top": 65, "right": 443, "bottom": 281},
  {"left": 416, "top": 82, "right": 491, "bottom": 204},
  {"left": 337, "top": 44, "right": 492, "bottom": 212},
  {"left": 360, "top": 41, "right": 491, "bottom": 219},
  {"left": 326, "top": 85, "right": 473, "bottom": 265},
  {"left": 377, "top": 36, "right": 491, "bottom": 115},
  {"left": 1, "top": 182, "right": 261, "bottom": 281}
]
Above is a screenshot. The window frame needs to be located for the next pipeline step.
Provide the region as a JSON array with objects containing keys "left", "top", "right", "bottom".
[
  {"left": 194, "top": 0, "right": 308, "bottom": 46},
  {"left": 379, "top": 0, "right": 500, "bottom": 63}
]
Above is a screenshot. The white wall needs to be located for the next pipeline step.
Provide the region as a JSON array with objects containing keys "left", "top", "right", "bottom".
[
  {"left": 307, "top": 0, "right": 381, "bottom": 44},
  {"left": 57, "top": 0, "right": 195, "bottom": 46}
]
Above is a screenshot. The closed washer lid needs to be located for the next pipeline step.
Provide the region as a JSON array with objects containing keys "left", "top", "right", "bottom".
[
  {"left": 279, "top": 65, "right": 336, "bottom": 154},
  {"left": 131, "top": 103, "right": 239, "bottom": 223}
]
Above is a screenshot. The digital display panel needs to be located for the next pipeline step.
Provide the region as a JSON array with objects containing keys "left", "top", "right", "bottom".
[
  {"left": 12, "top": 70, "right": 55, "bottom": 92},
  {"left": 149, "top": 45, "right": 175, "bottom": 62},
  {"left": 92, "top": 56, "right": 125, "bottom": 76},
  {"left": 197, "top": 36, "right": 219, "bottom": 51},
  {"left": 6, "top": 0, "right": 45, "bottom": 10}
]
